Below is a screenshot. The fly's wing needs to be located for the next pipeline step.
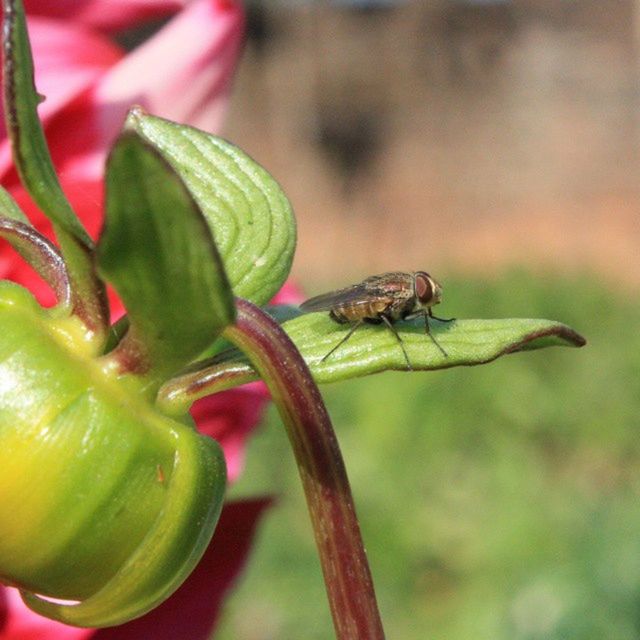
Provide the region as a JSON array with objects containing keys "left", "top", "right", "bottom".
[{"left": 300, "top": 283, "right": 374, "bottom": 312}]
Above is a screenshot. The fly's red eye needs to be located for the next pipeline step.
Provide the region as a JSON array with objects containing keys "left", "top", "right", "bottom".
[{"left": 415, "top": 272, "right": 433, "bottom": 303}]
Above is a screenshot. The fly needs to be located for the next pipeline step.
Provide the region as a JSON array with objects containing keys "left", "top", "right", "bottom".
[{"left": 300, "top": 271, "right": 454, "bottom": 369}]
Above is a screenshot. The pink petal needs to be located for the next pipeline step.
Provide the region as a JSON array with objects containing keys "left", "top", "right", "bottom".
[
  {"left": 0, "top": 17, "right": 123, "bottom": 180},
  {"left": 271, "top": 279, "right": 305, "bottom": 305},
  {"left": 190, "top": 384, "right": 270, "bottom": 483},
  {"left": 0, "top": 587, "right": 93, "bottom": 640},
  {"left": 55, "top": 0, "right": 244, "bottom": 182},
  {"left": 23, "top": 0, "right": 187, "bottom": 33},
  {"left": 92, "top": 498, "right": 272, "bottom": 640}
]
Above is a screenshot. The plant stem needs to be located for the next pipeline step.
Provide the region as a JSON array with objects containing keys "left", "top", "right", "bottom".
[{"left": 223, "top": 298, "right": 385, "bottom": 640}]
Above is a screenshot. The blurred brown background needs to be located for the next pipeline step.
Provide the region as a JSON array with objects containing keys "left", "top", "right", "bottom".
[{"left": 224, "top": 0, "right": 639, "bottom": 289}]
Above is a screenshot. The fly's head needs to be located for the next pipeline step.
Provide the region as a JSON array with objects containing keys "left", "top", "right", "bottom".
[{"left": 413, "top": 271, "right": 443, "bottom": 311}]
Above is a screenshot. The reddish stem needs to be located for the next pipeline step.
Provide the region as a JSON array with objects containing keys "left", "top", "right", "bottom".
[{"left": 223, "top": 298, "right": 385, "bottom": 640}]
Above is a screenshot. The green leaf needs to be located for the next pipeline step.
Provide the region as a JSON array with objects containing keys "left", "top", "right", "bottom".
[
  {"left": 288, "top": 314, "right": 586, "bottom": 382},
  {"left": 98, "top": 131, "right": 235, "bottom": 382},
  {"left": 125, "top": 108, "right": 296, "bottom": 305},
  {"left": 2, "top": 0, "right": 107, "bottom": 337},
  {"left": 157, "top": 311, "right": 586, "bottom": 410}
]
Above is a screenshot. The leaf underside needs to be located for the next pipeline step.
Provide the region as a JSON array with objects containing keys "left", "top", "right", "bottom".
[{"left": 124, "top": 109, "right": 296, "bottom": 306}]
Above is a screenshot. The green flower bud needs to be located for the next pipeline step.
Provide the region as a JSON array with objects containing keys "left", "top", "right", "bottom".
[{"left": 0, "top": 281, "right": 226, "bottom": 627}]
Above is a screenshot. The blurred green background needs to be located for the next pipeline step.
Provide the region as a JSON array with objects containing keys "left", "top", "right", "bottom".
[{"left": 216, "top": 272, "right": 640, "bottom": 639}]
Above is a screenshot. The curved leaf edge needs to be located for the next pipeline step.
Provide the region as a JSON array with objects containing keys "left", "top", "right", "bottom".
[{"left": 123, "top": 107, "right": 297, "bottom": 306}]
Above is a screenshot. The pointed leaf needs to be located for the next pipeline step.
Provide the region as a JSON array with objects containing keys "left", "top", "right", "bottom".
[
  {"left": 125, "top": 108, "right": 296, "bottom": 305},
  {"left": 98, "top": 131, "right": 234, "bottom": 381},
  {"left": 157, "top": 312, "right": 586, "bottom": 409},
  {"left": 288, "top": 314, "right": 586, "bottom": 382},
  {"left": 2, "top": 0, "right": 108, "bottom": 336}
]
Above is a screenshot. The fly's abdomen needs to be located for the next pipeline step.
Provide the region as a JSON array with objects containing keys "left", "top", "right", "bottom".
[{"left": 330, "top": 299, "right": 390, "bottom": 323}]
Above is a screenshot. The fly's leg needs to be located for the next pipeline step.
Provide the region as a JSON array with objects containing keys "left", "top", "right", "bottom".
[
  {"left": 403, "top": 310, "right": 449, "bottom": 358},
  {"left": 321, "top": 319, "right": 364, "bottom": 363},
  {"left": 424, "top": 311, "right": 448, "bottom": 357},
  {"left": 428, "top": 308, "right": 456, "bottom": 323},
  {"left": 380, "top": 315, "right": 412, "bottom": 370}
]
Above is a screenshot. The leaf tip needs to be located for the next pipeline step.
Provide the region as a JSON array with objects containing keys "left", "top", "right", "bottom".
[
  {"left": 564, "top": 327, "right": 587, "bottom": 347},
  {"left": 124, "top": 105, "right": 148, "bottom": 130},
  {"left": 507, "top": 323, "right": 586, "bottom": 354}
]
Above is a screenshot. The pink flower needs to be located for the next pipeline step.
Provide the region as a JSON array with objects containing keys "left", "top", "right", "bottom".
[
  {"left": 23, "top": 0, "right": 188, "bottom": 33},
  {"left": 0, "top": 0, "right": 244, "bottom": 185},
  {"left": 0, "top": 0, "right": 244, "bottom": 319}
]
